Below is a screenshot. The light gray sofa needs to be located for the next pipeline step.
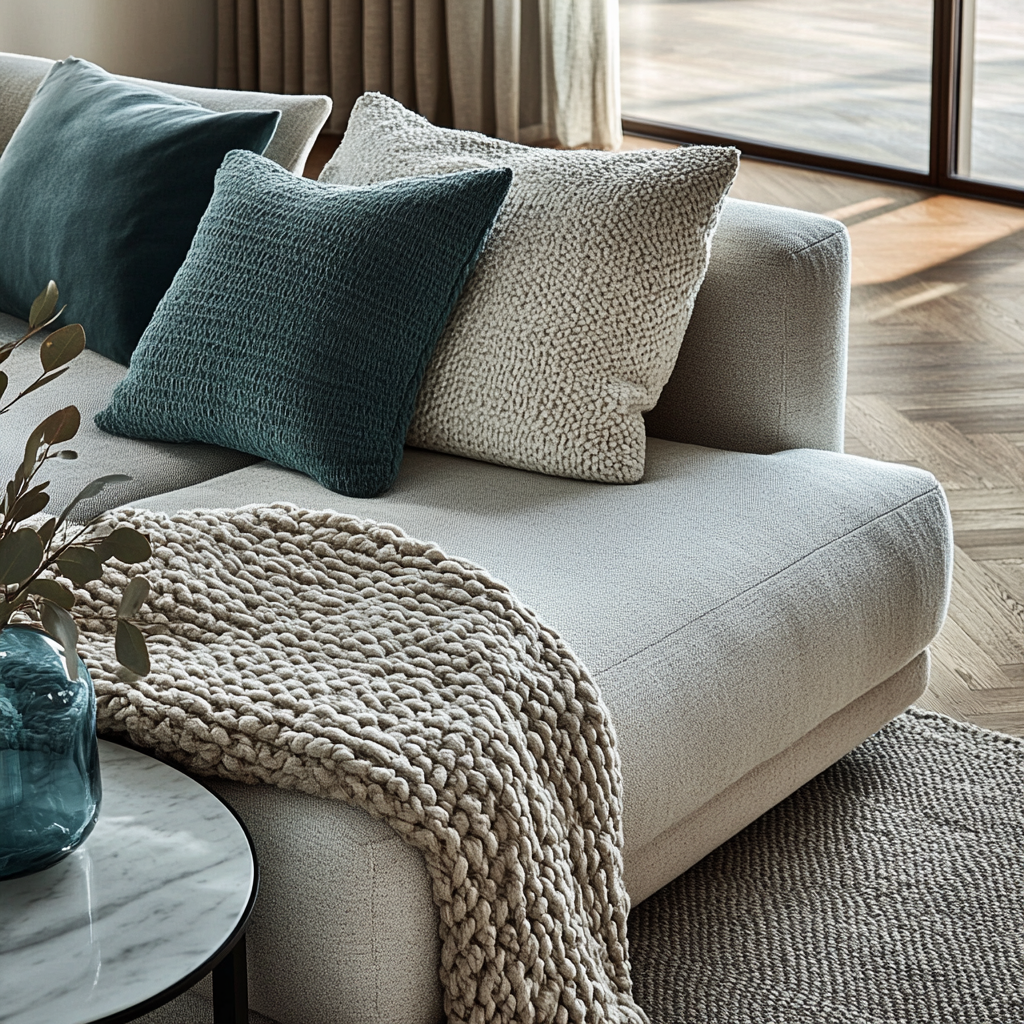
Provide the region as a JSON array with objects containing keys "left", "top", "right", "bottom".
[{"left": 0, "top": 58, "right": 953, "bottom": 1024}]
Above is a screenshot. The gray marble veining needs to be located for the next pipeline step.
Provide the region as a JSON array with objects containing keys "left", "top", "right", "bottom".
[{"left": 0, "top": 740, "right": 255, "bottom": 1024}]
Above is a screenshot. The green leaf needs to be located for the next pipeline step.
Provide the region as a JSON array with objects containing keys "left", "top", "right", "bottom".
[
  {"left": 117, "top": 576, "right": 150, "bottom": 619},
  {"left": 21, "top": 422, "right": 46, "bottom": 479},
  {"left": 0, "top": 369, "right": 6, "bottom": 402},
  {"left": 29, "top": 281, "right": 58, "bottom": 330},
  {"left": 38, "top": 405, "right": 80, "bottom": 445},
  {"left": 57, "top": 474, "right": 133, "bottom": 526},
  {"left": 0, "top": 529, "right": 43, "bottom": 585},
  {"left": 99, "top": 527, "right": 151, "bottom": 565},
  {"left": 40, "top": 323, "right": 85, "bottom": 373},
  {"left": 36, "top": 517, "right": 57, "bottom": 549},
  {"left": 26, "top": 578, "right": 75, "bottom": 610},
  {"left": 54, "top": 450, "right": 77, "bottom": 460},
  {"left": 40, "top": 599, "right": 79, "bottom": 678},
  {"left": 9, "top": 486, "right": 50, "bottom": 523},
  {"left": 56, "top": 545, "right": 104, "bottom": 586},
  {"left": 0, "top": 593, "right": 29, "bottom": 626},
  {"left": 115, "top": 619, "right": 150, "bottom": 676}
]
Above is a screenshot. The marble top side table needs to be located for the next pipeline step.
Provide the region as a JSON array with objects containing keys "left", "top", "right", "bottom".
[{"left": 0, "top": 739, "right": 258, "bottom": 1024}]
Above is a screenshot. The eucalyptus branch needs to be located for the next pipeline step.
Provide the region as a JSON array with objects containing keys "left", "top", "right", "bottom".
[
  {"left": 0, "top": 281, "right": 153, "bottom": 675},
  {"left": 0, "top": 305, "right": 67, "bottom": 371}
]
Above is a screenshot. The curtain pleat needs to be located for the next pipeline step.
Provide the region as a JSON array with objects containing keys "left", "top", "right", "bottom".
[
  {"left": 413, "top": 0, "right": 449, "bottom": 126},
  {"left": 283, "top": 0, "right": 304, "bottom": 93},
  {"left": 215, "top": 0, "right": 619, "bottom": 147}
]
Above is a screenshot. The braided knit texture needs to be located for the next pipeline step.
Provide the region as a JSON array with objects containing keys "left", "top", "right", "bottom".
[
  {"left": 78, "top": 505, "right": 648, "bottom": 1024},
  {"left": 321, "top": 93, "right": 739, "bottom": 485}
]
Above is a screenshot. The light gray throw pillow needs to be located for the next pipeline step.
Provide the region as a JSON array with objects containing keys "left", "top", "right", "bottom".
[
  {"left": 320, "top": 92, "right": 739, "bottom": 484},
  {"left": 0, "top": 51, "right": 331, "bottom": 174}
]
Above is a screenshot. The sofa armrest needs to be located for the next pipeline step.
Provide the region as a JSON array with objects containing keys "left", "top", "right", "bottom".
[{"left": 645, "top": 197, "right": 850, "bottom": 454}]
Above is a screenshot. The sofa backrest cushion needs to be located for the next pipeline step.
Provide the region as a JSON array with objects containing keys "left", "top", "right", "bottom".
[
  {"left": 321, "top": 92, "right": 739, "bottom": 485},
  {"left": 0, "top": 51, "right": 331, "bottom": 175},
  {"left": 95, "top": 152, "right": 513, "bottom": 499}
]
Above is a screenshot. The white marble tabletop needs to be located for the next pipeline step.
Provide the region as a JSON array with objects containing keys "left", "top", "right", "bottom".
[{"left": 0, "top": 739, "right": 255, "bottom": 1024}]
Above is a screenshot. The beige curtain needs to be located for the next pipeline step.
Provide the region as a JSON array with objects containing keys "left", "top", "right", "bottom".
[{"left": 216, "top": 0, "right": 621, "bottom": 148}]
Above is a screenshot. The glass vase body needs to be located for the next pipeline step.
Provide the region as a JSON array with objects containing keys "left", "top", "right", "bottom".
[{"left": 0, "top": 625, "right": 101, "bottom": 879}]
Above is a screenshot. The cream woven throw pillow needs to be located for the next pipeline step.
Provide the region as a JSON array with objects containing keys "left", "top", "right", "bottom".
[{"left": 321, "top": 93, "right": 739, "bottom": 484}]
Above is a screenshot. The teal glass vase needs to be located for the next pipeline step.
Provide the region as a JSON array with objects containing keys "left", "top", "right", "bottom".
[{"left": 0, "top": 625, "right": 101, "bottom": 879}]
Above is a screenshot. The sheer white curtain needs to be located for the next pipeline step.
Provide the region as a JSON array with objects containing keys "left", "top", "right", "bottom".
[{"left": 216, "top": 0, "right": 621, "bottom": 149}]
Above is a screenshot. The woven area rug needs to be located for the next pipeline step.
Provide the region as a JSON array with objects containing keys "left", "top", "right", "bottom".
[{"left": 629, "top": 707, "right": 1024, "bottom": 1024}]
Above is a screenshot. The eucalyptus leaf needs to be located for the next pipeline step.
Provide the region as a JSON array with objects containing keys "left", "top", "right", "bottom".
[
  {"left": 99, "top": 527, "right": 151, "bottom": 565},
  {"left": 117, "top": 576, "right": 149, "bottom": 619},
  {"left": 0, "top": 369, "right": 7, "bottom": 402},
  {"left": 26, "top": 578, "right": 75, "bottom": 610},
  {"left": 56, "top": 546, "right": 104, "bottom": 586},
  {"left": 40, "top": 598, "right": 79, "bottom": 678},
  {"left": 0, "top": 593, "right": 29, "bottom": 626},
  {"left": 57, "top": 474, "right": 132, "bottom": 526},
  {"left": 0, "top": 529, "right": 43, "bottom": 585},
  {"left": 9, "top": 487, "right": 50, "bottom": 523},
  {"left": 28, "top": 281, "right": 58, "bottom": 330},
  {"left": 54, "top": 450, "right": 78, "bottom": 460},
  {"left": 115, "top": 619, "right": 150, "bottom": 676},
  {"left": 39, "top": 323, "right": 85, "bottom": 373},
  {"left": 39, "top": 405, "right": 80, "bottom": 445},
  {"left": 21, "top": 423, "right": 45, "bottom": 479},
  {"left": 36, "top": 518, "right": 57, "bottom": 549}
]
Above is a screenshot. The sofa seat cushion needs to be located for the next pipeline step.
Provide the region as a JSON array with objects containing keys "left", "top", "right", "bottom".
[
  {"left": 130, "top": 439, "right": 952, "bottom": 855},
  {"left": 0, "top": 313, "right": 257, "bottom": 521}
]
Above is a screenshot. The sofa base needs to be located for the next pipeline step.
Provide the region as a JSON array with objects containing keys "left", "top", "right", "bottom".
[
  {"left": 191, "top": 653, "right": 929, "bottom": 1024},
  {"left": 625, "top": 650, "right": 929, "bottom": 903}
]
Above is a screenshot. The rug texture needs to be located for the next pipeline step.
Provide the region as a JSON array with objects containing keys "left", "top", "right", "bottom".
[
  {"left": 76, "top": 505, "right": 647, "bottom": 1024},
  {"left": 629, "top": 707, "right": 1024, "bottom": 1024}
]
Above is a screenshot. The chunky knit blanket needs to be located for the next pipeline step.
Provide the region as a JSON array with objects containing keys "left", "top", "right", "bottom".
[{"left": 79, "top": 505, "right": 647, "bottom": 1024}]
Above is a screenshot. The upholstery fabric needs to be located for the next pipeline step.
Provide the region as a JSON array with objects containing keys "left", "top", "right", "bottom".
[
  {"left": 647, "top": 198, "right": 851, "bottom": 455},
  {"left": 96, "top": 152, "right": 512, "bottom": 498},
  {"left": 83, "top": 505, "right": 647, "bottom": 1024},
  {"left": 0, "top": 58, "right": 279, "bottom": 365},
  {"left": 623, "top": 652, "right": 928, "bottom": 902},
  {"left": 0, "top": 51, "right": 331, "bottom": 174},
  {"left": 130, "top": 446, "right": 951, "bottom": 1024},
  {"left": 322, "top": 93, "right": 739, "bottom": 483},
  {"left": 216, "top": 0, "right": 621, "bottom": 148},
  {"left": 0, "top": 314, "right": 258, "bottom": 522}
]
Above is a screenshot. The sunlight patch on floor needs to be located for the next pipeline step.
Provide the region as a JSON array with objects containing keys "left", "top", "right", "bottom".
[{"left": 848, "top": 194, "right": 1024, "bottom": 285}]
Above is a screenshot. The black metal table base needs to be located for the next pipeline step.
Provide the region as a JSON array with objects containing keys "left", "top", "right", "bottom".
[{"left": 212, "top": 934, "right": 248, "bottom": 1024}]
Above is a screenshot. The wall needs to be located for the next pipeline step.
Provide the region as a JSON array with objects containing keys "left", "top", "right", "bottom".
[{"left": 0, "top": 0, "right": 216, "bottom": 86}]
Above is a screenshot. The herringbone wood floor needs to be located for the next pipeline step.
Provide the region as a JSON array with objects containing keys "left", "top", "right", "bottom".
[{"left": 307, "top": 134, "right": 1024, "bottom": 737}]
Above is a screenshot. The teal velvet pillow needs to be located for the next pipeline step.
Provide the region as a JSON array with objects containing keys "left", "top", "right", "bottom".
[
  {"left": 95, "top": 150, "right": 512, "bottom": 498},
  {"left": 0, "top": 57, "right": 279, "bottom": 365}
]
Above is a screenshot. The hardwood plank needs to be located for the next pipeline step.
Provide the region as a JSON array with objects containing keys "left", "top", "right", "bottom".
[
  {"left": 948, "top": 547, "right": 1024, "bottom": 668},
  {"left": 929, "top": 614, "right": 1013, "bottom": 693}
]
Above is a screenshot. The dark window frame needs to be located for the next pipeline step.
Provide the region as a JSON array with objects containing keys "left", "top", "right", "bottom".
[{"left": 622, "top": 0, "right": 1024, "bottom": 207}]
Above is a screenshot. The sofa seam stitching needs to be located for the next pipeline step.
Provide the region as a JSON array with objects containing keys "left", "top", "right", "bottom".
[
  {"left": 785, "top": 226, "right": 847, "bottom": 258},
  {"left": 596, "top": 483, "right": 944, "bottom": 676}
]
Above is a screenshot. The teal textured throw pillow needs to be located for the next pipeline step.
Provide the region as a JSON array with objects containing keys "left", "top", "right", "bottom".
[
  {"left": 96, "top": 151, "right": 512, "bottom": 498},
  {"left": 0, "top": 57, "right": 279, "bottom": 365}
]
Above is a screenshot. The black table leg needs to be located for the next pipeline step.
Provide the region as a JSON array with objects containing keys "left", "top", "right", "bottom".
[{"left": 212, "top": 933, "right": 248, "bottom": 1024}]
